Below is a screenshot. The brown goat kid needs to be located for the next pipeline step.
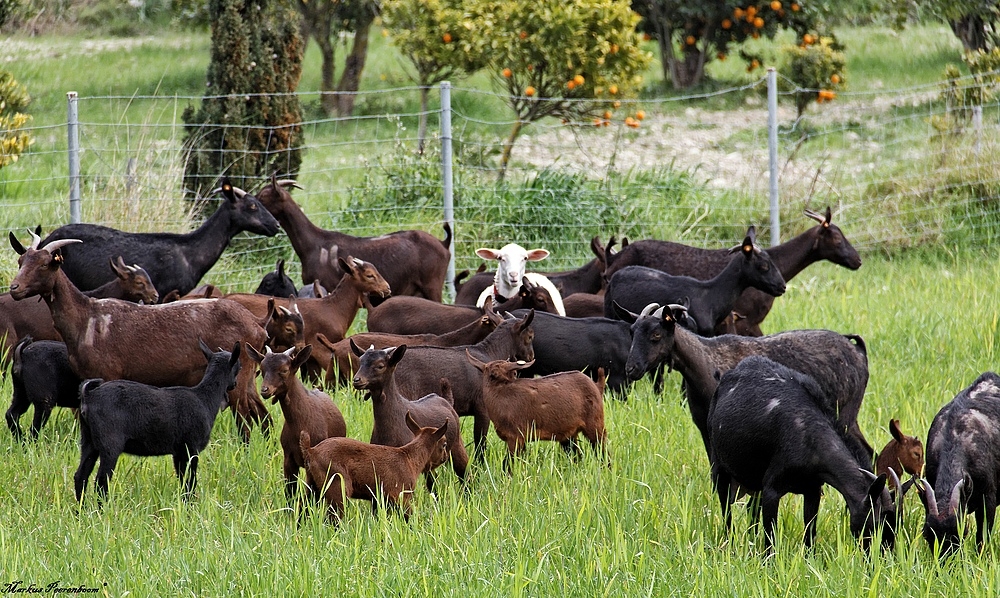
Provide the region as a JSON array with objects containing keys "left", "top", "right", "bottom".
[
  {"left": 225, "top": 255, "right": 391, "bottom": 379},
  {"left": 7, "top": 232, "right": 271, "bottom": 441},
  {"left": 351, "top": 341, "right": 468, "bottom": 490},
  {"left": 299, "top": 414, "right": 449, "bottom": 524},
  {"left": 319, "top": 297, "right": 503, "bottom": 387},
  {"left": 246, "top": 344, "right": 346, "bottom": 504},
  {"left": 876, "top": 418, "right": 924, "bottom": 478},
  {"left": 468, "top": 352, "right": 608, "bottom": 470},
  {"left": 260, "top": 298, "right": 305, "bottom": 353}
]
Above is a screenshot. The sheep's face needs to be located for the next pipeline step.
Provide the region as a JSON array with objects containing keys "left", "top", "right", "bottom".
[{"left": 477, "top": 244, "right": 549, "bottom": 293}]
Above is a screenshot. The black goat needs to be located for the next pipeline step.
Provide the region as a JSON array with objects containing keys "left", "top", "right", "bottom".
[
  {"left": 6, "top": 337, "right": 80, "bottom": 441},
  {"left": 919, "top": 372, "right": 1000, "bottom": 556},
  {"left": 255, "top": 258, "right": 298, "bottom": 298},
  {"left": 73, "top": 341, "right": 242, "bottom": 501},
  {"left": 710, "top": 356, "right": 901, "bottom": 553},
  {"left": 617, "top": 304, "right": 873, "bottom": 466},
  {"left": 604, "top": 208, "right": 861, "bottom": 335},
  {"left": 604, "top": 227, "right": 786, "bottom": 336},
  {"left": 40, "top": 178, "right": 280, "bottom": 297},
  {"left": 509, "top": 309, "right": 632, "bottom": 396}
]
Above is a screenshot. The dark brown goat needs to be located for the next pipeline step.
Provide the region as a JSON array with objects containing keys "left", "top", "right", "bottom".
[
  {"left": 261, "top": 297, "right": 305, "bottom": 353},
  {"left": 468, "top": 353, "right": 607, "bottom": 470},
  {"left": 388, "top": 310, "right": 536, "bottom": 460},
  {"left": 604, "top": 208, "right": 861, "bottom": 335},
  {"left": 875, "top": 418, "right": 924, "bottom": 478},
  {"left": 562, "top": 292, "right": 605, "bottom": 318},
  {"left": 0, "top": 255, "right": 158, "bottom": 363},
  {"left": 351, "top": 341, "right": 468, "bottom": 489},
  {"left": 366, "top": 279, "right": 554, "bottom": 336},
  {"left": 299, "top": 414, "right": 449, "bottom": 523},
  {"left": 7, "top": 233, "right": 272, "bottom": 441},
  {"left": 224, "top": 256, "right": 391, "bottom": 379},
  {"left": 255, "top": 174, "right": 451, "bottom": 301},
  {"left": 246, "top": 344, "right": 346, "bottom": 504},
  {"left": 317, "top": 297, "right": 503, "bottom": 387}
]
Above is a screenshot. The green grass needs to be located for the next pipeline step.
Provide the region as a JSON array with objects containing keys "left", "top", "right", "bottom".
[{"left": 4, "top": 250, "right": 1000, "bottom": 595}]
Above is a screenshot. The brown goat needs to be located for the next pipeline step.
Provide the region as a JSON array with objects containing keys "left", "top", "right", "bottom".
[
  {"left": 389, "top": 310, "right": 536, "bottom": 461},
  {"left": 351, "top": 341, "right": 468, "bottom": 490},
  {"left": 7, "top": 233, "right": 272, "bottom": 441},
  {"left": 366, "top": 279, "right": 554, "bottom": 336},
  {"left": 875, "top": 418, "right": 924, "bottom": 477},
  {"left": 299, "top": 413, "right": 449, "bottom": 523},
  {"left": 468, "top": 352, "right": 607, "bottom": 470},
  {"left": 0, "top": 255, "right": 159, "bottom": 363},
  {"left": 260, "top": 297, "right": 305, "bottom": 353},
  {"left": 246, "top": 343, "right": 346, "bottom": 504},
  {"left": 319, "top": 296, "right": 503, "bottom": 387},
  {"left": 562, "top": 293, "right": 605, "bottom": 318},
  {"left": 224, "top": 255, "right": 391, "bottom": 380},
  {"left": 255, "top": 174, "right": 450, "bottom": 301}
]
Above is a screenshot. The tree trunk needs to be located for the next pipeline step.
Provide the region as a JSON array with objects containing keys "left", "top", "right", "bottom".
[
  {"left": 317, "top": 34, "right": 338, "bottom": 115},
  {"left": 417, "top": 85, "right": 429, "bottom": 155},
  {"left": 498, "top": 119, "right": 523, "bottom": 182},
  {"left": 950, "top": 14, "right": 989, "bottom": 52},
  {"left": 297, "top": 0, "right": 338, "bottom": 115},
  {"left": 669, "top": 47, "right": 707, "bottom": 90},
  {"left": 335, "top": 8, "right": 375, "bottom": 116}
]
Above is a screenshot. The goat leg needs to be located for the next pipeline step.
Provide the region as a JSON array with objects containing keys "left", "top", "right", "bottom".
[{"left": 802, "top": 487, "right": 821, "bottom": 549}]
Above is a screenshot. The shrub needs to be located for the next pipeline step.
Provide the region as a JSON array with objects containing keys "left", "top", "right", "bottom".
[
  {"left": 778, "top": 36, "right": 846, "bottom": 118},
  {"left": 0, "top": 69, "right": 32, "bottom": 170}
]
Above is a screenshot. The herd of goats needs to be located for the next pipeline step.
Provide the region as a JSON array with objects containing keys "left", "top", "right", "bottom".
[{"left": 2, "top": 173, "right": 998, "bottom": 557}]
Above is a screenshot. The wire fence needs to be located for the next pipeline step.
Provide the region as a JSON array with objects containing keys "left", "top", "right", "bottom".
[{"left": 3, "top": 73, "right": 999, "bottom": 292}]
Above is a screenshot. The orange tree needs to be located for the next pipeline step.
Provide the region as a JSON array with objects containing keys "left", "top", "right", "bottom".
[
  {"left": 469, "top": 0, "right": 650, "bottom": 179},
  {"left": 382, "top": 0, "right": 486, "bottom": 152},
  {"left": 632, "top": 1, "right": 830, "bottom": 89}
]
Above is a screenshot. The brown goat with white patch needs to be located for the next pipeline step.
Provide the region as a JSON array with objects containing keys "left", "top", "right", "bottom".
[
  {"left": 7, "top": 232, "right": 271, "bottom": 441},
  {"left": 467, "top": 352, "right": 607, "bottom": 469},
  {"left": 246, "top": 343, "right": 346, "bottom": 504},
  {"left": 876, "top": 418, "right": 924, "bottom": 478},
  {"left": 299, "top": 413, "right": 449, "bottom": 523}
]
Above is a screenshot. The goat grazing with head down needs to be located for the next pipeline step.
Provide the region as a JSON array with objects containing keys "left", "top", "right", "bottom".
[
  {"left": 351, "top": 341, "right": 468, "bottom": 489},
  {"left": 472, "top": 243, "right": 566, "bottom": 316},
  {"left": 299, "top": 414, "right": 450, "bottom": 524},
  {"left": 254, "top": 174, "right": 451, "bottom": 302},
  {"left": 603, "top": 208, "right": 861, "bottom": 335},
  {"left": 246, "top": 343, "right": 346, "bottom": 505},
  {"left": 710, "top": 356, "right": 902, "bottom": 553},
  {"left": 6, "top": 337, "right": 80, "bottom": 441},
  {"left": 7, "top": 230, "right": 272, "bottom": 441},
  {"left": 919, "top": 372, "right": 1000, "bottom": 557},
  {"left": 39, "top": 178, "right": 280, "bottom": 297},
  {"left": 74, "top": 341, "right": 242, "bottom": 501}
]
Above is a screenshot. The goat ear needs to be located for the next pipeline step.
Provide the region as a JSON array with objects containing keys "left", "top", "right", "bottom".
[
  {"left": 349, "top": 338, "right": 365, "bottom": 357},
  {"left": 337, "top": 255, "right": 355, "bottom": 275},
  {"left": 865, "top": 472, "right": 888, "bottom": 503},
  {"left": 198, "top": 338, "right": 214, "bottom": 362},
  {"left": 9, "top": 231, "right": 26, "bottom": 255},
  {"left": 276, "top": 259, "right": 285, "bottom": 277},
  {"left": 824, "top": 206, "right": 832, "bottom": 226},
  {"left": 219, "top": 177, "right": 237, "bottom": 202},
  {"left": 889, "top": 418, "right": 904, "bottom": 442},
  {"left": 245, "top": 342, "right": 266, "bottom": 364},
  {"left": 404, "top": 411, "right": 421, "bottom": 435},
  {"left": 110, "top": 256, "right": 128, "bottom": 279},
  {"left": 518, "top": 308, "right": 535, "bottom": 329},
  {"left": 432, "top": 418, "right": 449, "bottom": 440},
  {"left": 230, "top": 341, "right": 242, "bottom": 365},
  {"left": 476, "top": 248, "right": 500, "bottom": 261},
  {"left": 291, "top": 344, "right": 313, "bottom": 371},
  {"left": 386, "top": 344, "right": 407, "bottom": 367},
  {"left": 590, "top": 236, "right": 604, "bottom": 260},
  {"left": 525, "top": 249, "right": 549, "bottom": 262},
  {"left": 612, "top": 300, "right": 638, "bottom": 324}
]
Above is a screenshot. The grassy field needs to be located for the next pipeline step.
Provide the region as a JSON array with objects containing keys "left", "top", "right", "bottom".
[{"left": 2, "top": 20, "right": 1000, "bottom": 597}]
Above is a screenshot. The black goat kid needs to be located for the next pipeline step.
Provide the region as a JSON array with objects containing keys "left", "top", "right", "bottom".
[{"left": 74, "top": 341, "right": 242, "bottom": 501}]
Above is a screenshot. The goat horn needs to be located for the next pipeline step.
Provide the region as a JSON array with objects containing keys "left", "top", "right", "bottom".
[
  {"left": 639, "top": 303, "right": 661, "bottom": 317},
  {"left": 40, "top": 238, "right": 82, "bottom": 253},
  {"left": 804, "top": 209, "right": 826, "bottom": 224},
  {"left": 27, "top": 228, "right": 41, "bottom": 250},
  {"left": 887, "top": 466, "right": 903, "bottom": 510},
  {"left": 277, "top": 305, "right": 291, "bottom": 316},
  {"left": 229, "top": 186, "right": 248, "bottom": 199},
  {"left": 859, "top": 468, "right": 877, "bottom": 482},
  {"left": 920, "top": 478, "right": 939, "bottom": 517},
  {"left": 949, "top": 479, "right": 965, "bottom": 513},
  {"left": 128, "top": 263, "right": 140, "bottom": 273},
  {"left": 264, "top": 346, "right": 273, "bottom": 355},
  {"left": 275, "top": 179, "right": 302, "bottom": 190},
  {"left": 283, "top": 347, "right": 295, "bottom": 357},
  {"left": 666, "top": 303, "right": 689, "bottom": 314}
]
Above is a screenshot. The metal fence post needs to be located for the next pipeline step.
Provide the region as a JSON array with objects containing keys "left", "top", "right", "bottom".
[
  {"left": 67, "top": 91, "right": 81, "bottom": 224},
  {"left": 440, "top": 81, "right": 456, "bottom": 301},
  {"left": 767, "top": 68, "right": 779, "bottom": 247}
]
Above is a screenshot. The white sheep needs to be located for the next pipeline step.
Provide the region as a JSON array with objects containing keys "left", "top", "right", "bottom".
[{"left": 475, "top": 243, "right": 565, "bottom": 316}]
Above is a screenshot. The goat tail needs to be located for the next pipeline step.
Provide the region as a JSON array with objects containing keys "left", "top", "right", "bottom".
[
  {"left": 299, "top": 430, "right": 312, "bottom": 467},
  {"left": 844, "top": 334, "right": 867, "bottom": 356},
  {"left": 11, "top": 335, "right": 33, "bottom": 376},
  {"left": 439, "top": 377, "right": 454, "bottom": 406},
  {"left": 595, "top": 367, "right": 606, "bottom": 397},
  {"left": 441, "top": 222, "right": 453, "bottom": 251},
  {"left": 78, "top": 378, "right": 103, "bottom": 399}
]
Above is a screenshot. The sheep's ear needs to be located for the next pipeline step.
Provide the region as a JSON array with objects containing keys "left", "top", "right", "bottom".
[
  {"left": 466, "top": 349, "right": 488, "bottom": 371},
  {"left": 889, "top": 418, "right": 904, "bottom": 442},
  {"left": 525, "top": 249, "right": 549, "bottom": 262},
  {"left": 9, "top": 231, "right": 26, "bottom": 255},
  {"left": 291, "top": 344, "right": 313, "bottom": 371},
  {"left": 349, "top": 338, "right": 365, "bottom": 357},
  {"left": 405, "top": 411, "right": 421, "bottom": 435},
  {"left": 476, "top": 248, "right": 500, "bottom": 261},
  {"left": 612, "top": 300, "right": 638, "bottom": 324},
  {"left": 386, "top": 344, "right": 407, "bottom": 367},
  {"left": 198, "top": 338, "right": 214, "bottom": 362},
  {"left": 245, "top": 342, "right": 266, "bottom": 364}
]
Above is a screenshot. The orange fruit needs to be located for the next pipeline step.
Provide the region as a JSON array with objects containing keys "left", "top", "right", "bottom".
[
  {"left": 643, "top": 33, "right": 651, "bottom": 41},
  {"left": 609, "top": 84, "right": 619, "bottom": 95},
  {"left": 593, "top": 118, "right": 602, "bottom": 127},
  {"left": 685, "top": 35, "right": 696, "bottom": 46},
  {"left": 746, "top": 6, "right": 756, "bottom": 16},
  {"left": 603, "top": 110, "right": 613, "bottom": 119},
  {"left": 791, "top": 2, "right": 800, "bottom": 10},
  {"left": 751, "top": 31, "right": 760, "bottom": 39},
  {"left": 770, "top": 1, "right": 781, "bottom": 10},
  {"left": 750, "top": 59, "right": 760, "bottom": 69},
  {"left": 566, "top": 80, "right": 576, "bottom": 90},
  {"left": 803, "top": 33, "right": 814, "bottom": 44},
  {"left": 574, "top": 74, "right": 585, "bottom": 86},
  {"left": 525, "top": 86, "right": 536, "bottom": 97},
  {"left": 502, "top": 68, "right": 512, "bottom": 78},
  {"left": 721, "top": 18, "right": 732, "bottom": 29},
  {"left": 519, "top": 30, "right": 528, "bottom": 39},
  {"left": 831, "top": 73, "right": 841, "bottom": 84},
  {"left": 635, "top": 110, "right": 645, "bottom": 120},
  {"left": 753, "top": 17, "right": 764, "bottom": 28},
  {"left": 733, "top": 8, "right": 744, "bottom": 19},
  {"left": 610, "top": 43, "right": 619, "bottom": 54},
  {"left": 442, "top": 33, "right": 452, "bottom": 43},
  {"left": 717, "top": 52, "right": 727, "bottom": 61},
  {"left": 613, "top": 100, "right": 621, "bottom": 108}
]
